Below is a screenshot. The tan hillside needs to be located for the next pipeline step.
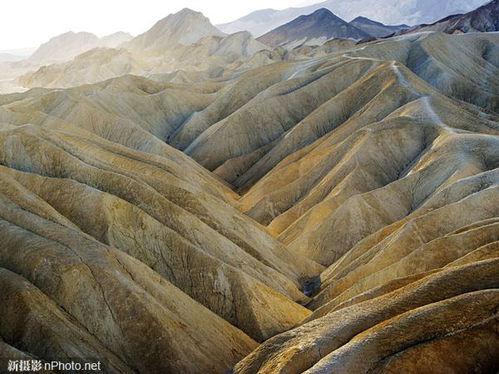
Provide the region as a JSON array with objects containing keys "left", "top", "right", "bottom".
[
  {"left": 0, "top": 81, "right": 322, "bottom": 340},
  {"left": 19, "top": 48, "right": 147, "bottom": 89}
]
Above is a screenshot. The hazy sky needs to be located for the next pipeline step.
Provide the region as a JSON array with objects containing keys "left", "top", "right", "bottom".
[{"left": 0, "top": 0, "right": 317, "bottom": 51}]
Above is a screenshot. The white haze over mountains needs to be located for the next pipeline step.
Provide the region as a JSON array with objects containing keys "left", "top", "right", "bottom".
[
  {"left": 218, "top": 0, "right": 490, "bottom": 36},
  {"left": 0, "top": 0, "right": 309, "bottom": 50},
  {"left": 0, "top": 0, "right": 490, "bottom": 51}
]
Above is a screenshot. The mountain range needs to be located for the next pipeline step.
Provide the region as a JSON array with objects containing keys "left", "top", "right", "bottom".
[
  {"left": 403, "top": 0, "right": 498, "bottom": 34},
  {"left": 257, "top": 9, "right": 412, "bottom": 49},
  {"left": 257, "top": 9, "right": 370, "bottom": 48},
  {"left": 18, "top": 10, "right": 271, "bottom": 89},
  {"left": 28, "top": 31, "right": 133, "bottom": 64},
  {"left": 217, "top": 0, "right": 490, "bottom": 36},
  {"left": 1, "top": 1, "right": 495, "bottom": 93}
]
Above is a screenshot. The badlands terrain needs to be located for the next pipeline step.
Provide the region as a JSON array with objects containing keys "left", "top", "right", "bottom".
[{"left": 0, "top": 2, "right": 499, "bottom": 374}]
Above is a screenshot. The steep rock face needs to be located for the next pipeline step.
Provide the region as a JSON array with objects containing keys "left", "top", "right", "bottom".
[
  {"left": 0, "top": 191, "right": 258, "bottom": 373},
  {"left": 258, "top": 9, "right": 370, "bottom": 48},
  {"left": 227, "top": 30, "right": 498, "bottom": 374},
  {"left": 170, "top": 62, "right": 296, "bottom": 150}
]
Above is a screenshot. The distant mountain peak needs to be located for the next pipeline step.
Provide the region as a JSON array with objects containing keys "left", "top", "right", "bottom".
[
  {"left": 155, "top": 8, "right": 211, "bottom": 27},
  {"left": 168, "top": 7, "right": 207, "bottom": 21},
  {"left": 309, "top": 8, "right": 336, "bottom": 17},
  {"left": 218, "top": 0, "right": 490, "bottom": 37},
  {"left": 177, "top": 7, "right": 202, "bottom": 15},
  {"left": 28, "top": 30, "right": 134, "bottom": 64},
  {"left": 352, "top": 16, "right": 382, "bottom": 25},
  {"left": 28, "top": 31, "right": 100, "bottom": 64},
  {"left": 104, "top": 31, "right": 133, "bottom": 38},
  {"left": 99, "top": 32, "right": 133, "bottom": 48},
  {"left": 352, "top": 16, "right": 370, "bottom": 21},
  {"left": 258, "top": 8, "right": 369, "bottom": 48},
  {"left": 349, "top": 16, "right": 409, "bottom": 37},
  {"left": 294, "top": 8, "right": 343, "bottom": 22},
  {"left": 125, "top": 8, "right": 225, "bottom": 52},
  {"left": 50, "top": 31, "right": 97, "bottom": 41}
]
